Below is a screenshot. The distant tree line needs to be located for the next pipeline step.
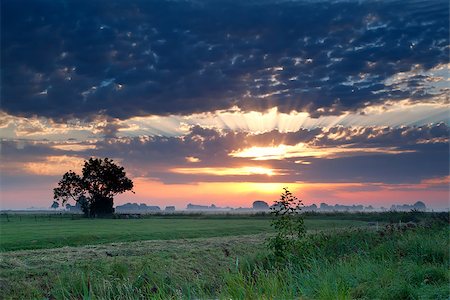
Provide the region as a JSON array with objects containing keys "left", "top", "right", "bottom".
[{"left": 63, "top": 200, "right": 428, "bottom": 213}]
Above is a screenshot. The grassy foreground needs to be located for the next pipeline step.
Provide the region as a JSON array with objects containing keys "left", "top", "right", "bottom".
[{"left": 0, "top": 213, "right": 448, "bottom": 299}]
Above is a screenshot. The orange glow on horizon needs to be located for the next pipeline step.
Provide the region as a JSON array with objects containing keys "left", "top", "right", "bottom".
[
  {"left": 111, "top": 178, "right": 449, "bottom": 210},
  {"left": 0, "top": 177, "right": 448, "bottom": 210}
]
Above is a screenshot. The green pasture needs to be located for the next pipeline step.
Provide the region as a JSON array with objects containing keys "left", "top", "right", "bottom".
[
  {"left": 1, "top": 212, "right": 447, "bottom": 299},
  {"left": 0, "top": 214, "right": 366, "bottom": 251},
  {"left": 1, "top": 222, "right": 448, "bottom": 299}
]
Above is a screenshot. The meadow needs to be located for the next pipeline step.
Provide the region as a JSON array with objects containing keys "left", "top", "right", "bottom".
[
  {"left": 0, "top": 212, "right": 448, "bottom": 299},
  {"left": 0, "top": 214, "right": 365, "bottom": 251}
]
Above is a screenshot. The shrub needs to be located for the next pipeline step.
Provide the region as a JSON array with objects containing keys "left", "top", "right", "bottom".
[{"left": 267, "top": 188, "right": 306, "bottom": 259}]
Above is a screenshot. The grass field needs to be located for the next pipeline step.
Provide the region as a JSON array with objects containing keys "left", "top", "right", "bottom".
[
  {"left": 0, "top": 212, "right": 448, "bottom": 299},
  {"left": 0, "top": 214, "right": 366, "bottom": 251}
]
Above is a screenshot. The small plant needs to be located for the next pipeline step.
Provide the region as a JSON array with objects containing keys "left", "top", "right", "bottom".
[{"left": 268, "top": 187, "right": 306, "bottom": 259}]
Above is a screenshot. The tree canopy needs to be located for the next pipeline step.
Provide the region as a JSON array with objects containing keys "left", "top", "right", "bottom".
[{"left": 53, "top": 158, "right": 134, "bottom": 217}]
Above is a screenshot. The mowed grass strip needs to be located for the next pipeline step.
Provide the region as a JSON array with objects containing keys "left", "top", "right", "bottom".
[
  {"left": 0, "top": 215, "right": 366, "bottom": 251},
  {"left": 0, "top": 234, "right": 268, "bottom": 299}
]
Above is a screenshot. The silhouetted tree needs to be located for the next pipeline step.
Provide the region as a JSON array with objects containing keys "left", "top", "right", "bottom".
[
  {"left": 51, "top": 201, "right": 59, "bottom": 209},
  {"left": 252, "top": 200, "right": 269, "bottom": 210},
  {"left": 53, "top": 158, "right": 134, "bottom": 217},
  {"left": 413, "top": 201, "right": 426, "bottom": 211}
]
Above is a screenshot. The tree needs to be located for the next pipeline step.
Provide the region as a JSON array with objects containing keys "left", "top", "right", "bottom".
[
  {"left": 252, "top": 200, "right": 269, "bottom": 210},
  {"left": 268, "top": 188, "right": 305, "bottom": 259},
  {"left": 413, "top": 201, "right": 426, "bottom": 211},
  {"left": 53, "top": 158, "right": 134, "bottom": 217},
  {"left": 51, "top": 201, "right": 59, "bottom": 209}
]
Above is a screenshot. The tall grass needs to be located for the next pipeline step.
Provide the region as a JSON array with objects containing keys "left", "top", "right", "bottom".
[
  {"left": 220, "top": 225, "right": 449, "bottom": 300},
  {"left": 38, "top": 224, "right": 448, "bottom": 299}
]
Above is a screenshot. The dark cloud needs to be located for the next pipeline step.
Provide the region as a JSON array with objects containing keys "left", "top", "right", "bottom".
[
  {"left": 0, "top": 140, "right": 62, "bottom": 162},
  {"left": 82, "top": 123, "right": 450, "bottom": 184},
  {"left": 2, "top": 0, "right": 448, "bottom": 119},
  {"left": 311, "top": 123, "right": 450, "bottom": 147},
  {"left": 3, "top": 123, "right": 447, "bottom": 185},
  {"left": 301, "top": 142, "right": 449, "bottom": 184}
]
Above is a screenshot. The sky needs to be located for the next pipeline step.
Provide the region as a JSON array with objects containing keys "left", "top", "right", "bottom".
[{"left": 1, "top": 0, "right": 449, "bottom": 210}]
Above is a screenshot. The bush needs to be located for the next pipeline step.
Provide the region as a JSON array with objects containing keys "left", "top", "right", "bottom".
[{"left": 267, "top": 188, "right": 306, "bottom": 259}]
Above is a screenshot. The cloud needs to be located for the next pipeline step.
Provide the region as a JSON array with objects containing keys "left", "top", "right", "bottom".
[
  {"left": 299, "top": 143, "right": 448, "bottom": 184},
  {"left": 419, "top": 175, "right": 450, "bottom": 187},
  {"left": 1, "top": 99, "right": 447, "bottom": 141},
  {"left": 24, "top": 155, "right": 85, "bottom": 176},
  {"left": 171, "top": 166, "right": 279, "bottom": 176},
  {"left": 2, "top": 0, "right": 448, "bottom": 120},
  {"left": 2, "top": 123, "right": 447, "bottom": 185},
  {"left": 72, "top": 123, "right": 450, "bottom": 184},
  {"left": 229, "top": 143, "right": 414, "bottom": 160}
]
